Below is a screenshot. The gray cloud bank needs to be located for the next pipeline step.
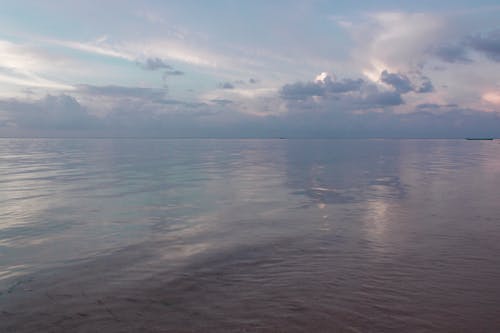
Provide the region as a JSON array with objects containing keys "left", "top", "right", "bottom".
[
  {"left": 0, "top": 95, "right": 96, "bottom": 131},
  {"left": 280, "top": 70, "right": 432, "bottom": 112},
  {"left": 77, "top": 84, "right": 167, "bottom": 99},
  {"left": 1, "top": 89, "right": 499, "bottom": 138}
]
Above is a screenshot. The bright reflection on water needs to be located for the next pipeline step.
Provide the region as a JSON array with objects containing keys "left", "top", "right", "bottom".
[{"left": 1, "top": 138, "right": 500, "bottom": 332}]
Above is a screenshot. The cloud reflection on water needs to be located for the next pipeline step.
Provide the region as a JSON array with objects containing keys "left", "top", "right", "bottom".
[{"left": 2, "top": 138, "right": 500, "bottom": 288}]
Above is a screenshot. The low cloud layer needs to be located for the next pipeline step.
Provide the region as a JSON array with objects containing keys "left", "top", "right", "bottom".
[
  {"left": 0, "top": 95, "right": 97, "bottom": 131},
  {"left": 2, "top": 90, "right": 500, "bottom": 138},
  {"left": 77, "top": 84, "right": 168, "bottom": 99}
]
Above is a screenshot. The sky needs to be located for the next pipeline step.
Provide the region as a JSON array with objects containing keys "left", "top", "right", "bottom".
[{"left": 1, "top": 0, "right": 500, "bottom": 138}]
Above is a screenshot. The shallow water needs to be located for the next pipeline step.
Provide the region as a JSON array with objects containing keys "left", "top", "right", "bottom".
[{"left": 1, "top": 138, "right": 500, "bottom": 332}]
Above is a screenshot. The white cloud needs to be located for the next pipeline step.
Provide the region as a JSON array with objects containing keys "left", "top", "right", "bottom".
[
  {"left": 0, "top": 70, "right": 74, "bottom": 91},
  {"left": 0, "top": 40, "right": 66, "bottom": 73},
  {"left": 482, "top": 92, "right": 500, "bottom": 106},
  {"left": 343, "top": 12, "right": 444, "bottom": 80},
  {"left": 0, "top": 40, "right": 75, "bottom": 91},
  {"left": 46, "top": 36, "right": 227, "bottom": 68},
  {"left": 46, "top": 38, "right": 135, "bottom": 61},
  {"left": 315, "top": 72, "right": 335, "bottom": 84}
]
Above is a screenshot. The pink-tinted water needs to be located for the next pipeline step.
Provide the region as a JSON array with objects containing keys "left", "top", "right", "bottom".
[{"left": 1, "top": 139, "right": 500, "bottom": 332}]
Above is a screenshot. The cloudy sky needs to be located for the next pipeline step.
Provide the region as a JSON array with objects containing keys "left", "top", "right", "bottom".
[{"left": 1, "top": 0, "right": 500, "bottom": 137}]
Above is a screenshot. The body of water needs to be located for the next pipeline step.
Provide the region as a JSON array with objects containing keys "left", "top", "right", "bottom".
[{"left": 1, "top": 138, "right": 500, "bottom": 332}]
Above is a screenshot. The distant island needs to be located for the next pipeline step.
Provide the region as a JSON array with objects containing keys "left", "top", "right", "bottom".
[{"left": 465, "top": 138, "right": 494, "bottom": 140}]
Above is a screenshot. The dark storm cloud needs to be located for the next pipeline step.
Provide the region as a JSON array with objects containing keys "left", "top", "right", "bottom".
[
  {"left": 77, "top": 84, "right": 167, "bottom": 99},
  {"left": 249, "top": 78, "right": 258, "bottom": 84},
  {"left": 467, "top": 29, "right": 500, "bottom": 62},
  {"left": 138, "top": 57, "right": 172, "bottom": 70}
]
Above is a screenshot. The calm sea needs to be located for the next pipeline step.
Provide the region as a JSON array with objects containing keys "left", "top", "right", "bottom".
[{"left": 1, "top": 138, "right": 500, "bottom": 332}]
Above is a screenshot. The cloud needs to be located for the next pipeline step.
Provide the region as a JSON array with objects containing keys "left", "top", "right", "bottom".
[
  {"left": 210, "top": 99, "right": 233, "bottom": 106},
  {"left": 280, "top": 71, "right": 407, "bottom": 110},
  {"left": 77, "top": 84, "right": 167, "bottom": 99},
  {"left": 139, "top": 57, "right": 172, "bottom": 70},
  {"left": 214, "top": 79, "right": 258, "bottom": 91},
  {"left": 219, "top": 82, "right": 235, "bottom": 89},
  {"left": 272, "top": 106, "right": 500, "bottom": 138},
  {"left": 313, "top": 73, "right": 364, "bottom": 93},
  {"left": 0, "top": 40, "right": 76, "bottom": 91},
  {"left": 0, "top": 93, "right": 241, "bottom": 136},
  {"left": 431, "top": 29, "right": 500, "bottom": 64},
  {"left": 380, "top": 70, "right": 412, "bottom": 93},
  {"left": 415, "top": 76, "right": 434, "bottom": 93},
  {"left": 280, "top": 81, "right": 324, "bottom": 100},
  {"left": 432, "top": 43, "right": 472, "bottom": 63},
  {"left": 327, "top": 79, "right": 364, "bottom": 93},
  {"left": 48, "top": 36, "right": 222, "bottom": 68},
  {"left": 154, "top": 99, "right": 206, "bottom": 108},
  {"left": 2, "top": 5, "right": 500, "bottom": 138},
  {"left": 0, "top": 95, "right": 97, "bottom": 130},
  {"left": 325, "top": 79, "right": 365, "bottom": 93},
  {"left": 138, "top": 58, "right": 184, "bottom": 85},
  {"left": 47, "top": 38, "right": 134, "bottom": 61},
  {"left": 342, "top": 12, "right": 444, "bottom": 80},
  {"left": 1, "top": 92, "right": 500, "bottom": 139},
  {"left": 416, "top": 103, "right": 458, "bottom": 110},
  {"left": 363, "top": 90, "right": 403, "bottom": 107},
  {"left": 467, "top": 29, "right": 500, "bottom": 62},
  {"left": 482, "top": 92, "right": 500, "bottom": 105},
  {"left": 380, "top": 70, "right": 434, "bottom": 93},
  {"left": 336, "top": 9, "right": 500, "bottom": 115},
  {"left": 162, "top": 69, "right": 185, "bottom": 77},
  {"left": 0, "top": 66, "right": 74, "bottom": 91}
]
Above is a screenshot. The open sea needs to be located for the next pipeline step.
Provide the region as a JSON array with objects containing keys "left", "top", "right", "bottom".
[{"left": 1, "top": 138, "right": 500, "bottom": 332}]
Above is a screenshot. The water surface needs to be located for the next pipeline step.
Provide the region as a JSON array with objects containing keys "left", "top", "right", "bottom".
[{"left": 1, "top": 139, "right": 500, "bottom": 332}]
